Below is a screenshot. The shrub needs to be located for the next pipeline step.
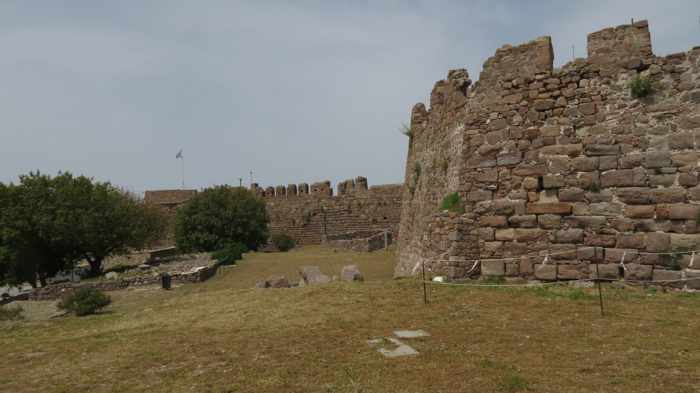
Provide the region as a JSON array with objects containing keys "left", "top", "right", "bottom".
[
  {"left": 629, "top": 75, "right": 652, "bottom": 98},
  {"left": 175, "top": 186, "right": 269, "bottom": 252},
  {"left": 440, "top": 192, "right": 465, "bottom": 214},
  {"left": 271, "top": 233, "right": 296, "bottom": 252},
  {"left": 58, "top": 287, "right": 111, "bottom": 316},
  {"left": 399, "top": 123, "right": 413, "bottom": 138},
  {"left": 0, "top": 306, "right": 23, "bottom": 321},
  {"left": 211, "top": 242, "right": 248, "bottom": 265}
]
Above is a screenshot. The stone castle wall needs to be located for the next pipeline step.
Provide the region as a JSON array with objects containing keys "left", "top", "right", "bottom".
[
  {"left": 145, "top": 178, "right": 403, "bottom": 247},
  {"left": 396, "top": 20, "right": 700, "bottom": 285},
  {"left": 252, "top": 177, "right": 402, "bottom": 245}
]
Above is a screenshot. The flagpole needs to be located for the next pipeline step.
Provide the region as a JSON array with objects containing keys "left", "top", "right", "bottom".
[{"left": 181, "top": 155, "right": 185, "bottom": 189}]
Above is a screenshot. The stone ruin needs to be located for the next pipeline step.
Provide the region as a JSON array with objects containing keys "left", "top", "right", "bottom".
[
  {"left": 321, "top": 229, "right": 393, "bottom": 252},
  {"left": 395, "top": 20, "right": 700, "bottom": 287},
  {"left": 250, "top": 177, "right": 402, "bottom": 246},
  {"left": 145, "top": 177, "right": 403, "bottom": 248}
]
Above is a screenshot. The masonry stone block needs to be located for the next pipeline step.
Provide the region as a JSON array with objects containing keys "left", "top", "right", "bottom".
[
  {"left": 509, "top": 215, "right": 537, "bottom": 227},
  {"left": 514, "top": 228, "right": 545, "bottom": 242},
  {"left": 558, "top": 264, "right": 586, "bottom": 280},
  {"left": 526, "top": 203, "right": 572, "bottom": 214},
  {"left": 555, "top": 229, "right": 584, "bottom": 243},
  {"left": 589, "top": 264, "right": 619, "bottom": 280},
  {"left": 616, "top": 233, "right": 646, "bottom": 249},
  {"left": 585, "top": 144, "right": 620, "bottom": 156},
  {"left": 624, "top": 205, "right": 655, "bottom": 218},
  {"left": 623, "top": 264, "right": 652, "bottom": 281},
  {"left": 643, "top": 151, "right": 672, "bottom": 169},
  {"left": 534, "top": 264, "right": 556, "bottom": 280},
  {"left": 600, "top": 168, "right": 647, "bottom": 188},
  {"left": 481, "top": 260, "right": 505, "bottom": 276},
  {"left": 495, "top": 229, "right": 515, "bottom": 241},
  {"left": 537, "top": 214, "right": 561, "bottom": 229},
  {"left": 670, "top": 234, "right": 700, "bottom": 251},
  {"left": 649, "top": 188, "right": 686, "bottom": 203},
  {"left": 542, "top": 174, "right": 564, "bottom": 189},
  {"left": 559, "top": 187, "right": 585, "bottom": 202},
  {"left": 481, "top": 215, "right": 509, "bottom": 228},
  {"left": 652, "top": 269, "right": 683, "bottom": 288},
  {"left": 686, "top": 270, "right": 700, "bottom": 290},
  {"left": 572, "top": 156, "right": 598, "bottom": 172},
  {"left": 468, "top": 190, "right": 493, "bottom": 202}
]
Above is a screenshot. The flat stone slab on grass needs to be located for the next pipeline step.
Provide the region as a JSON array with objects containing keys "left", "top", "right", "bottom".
[
  {"left": 393, "top": 329, "right": 430, "bottom": 339},
  {"left": 367, "top": 338, "right": 419, "bottom": 358}
]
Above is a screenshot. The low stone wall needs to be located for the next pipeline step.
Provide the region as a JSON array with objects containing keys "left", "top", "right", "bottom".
[
  {"left": 29, "top": 261, "right": 222, "bottom": 301},
  {"left": 322, "top": 230, "right": 393, "bottom": 252}
]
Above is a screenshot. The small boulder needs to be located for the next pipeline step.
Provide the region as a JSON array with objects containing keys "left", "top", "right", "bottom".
[
  {"left": 105, "top": 272, "right": 119, "bottom": 280},
  {"left": 340, "top": 265, "right": 364, "bottom": 282},
  {"left": 299, "top": 266, "right": 331, "bottom": 285},
  {"left": 266, "top": 275, "right": 290, "bottom": 288}
]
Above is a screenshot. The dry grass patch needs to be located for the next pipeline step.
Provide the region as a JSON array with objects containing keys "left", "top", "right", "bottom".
[{"left": 1, "top": 247, "right": 699, "bottom": 392}]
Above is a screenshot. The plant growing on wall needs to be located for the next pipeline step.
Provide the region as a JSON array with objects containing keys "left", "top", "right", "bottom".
[
  {"left": 629, "top": 74, "right": 652, "bottom": 98},
  {"left": 440, "top": 192, "right": 465, "bottom": 214},
  {"left": 399, "top": 123, "right": 413, "bottom": 139}
]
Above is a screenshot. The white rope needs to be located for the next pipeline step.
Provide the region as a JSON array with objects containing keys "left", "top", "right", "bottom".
[
  {"left": 619, "top": 251, "right": 628, "bottom": 271},
  {"left": 424, "top": 276, "right": 700, "bottom": 288},
  {"left": 424, "top": 279, "right": 583, "bottom": 288},
  {"left": 433, "top": 247, "right": 700, "bottom": 264},
  {"left": 466, "top": 260, "right": 480, "bottom": 274}
]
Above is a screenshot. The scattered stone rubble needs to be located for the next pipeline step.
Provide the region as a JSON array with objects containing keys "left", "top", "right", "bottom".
[{"left": 255, "top": 265, "right": 365, "bottom": 288}]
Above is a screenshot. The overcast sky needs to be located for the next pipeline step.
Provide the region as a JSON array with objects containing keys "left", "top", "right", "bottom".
[{"left": 1, "top": 1, "right": 699, "bottom": 193}]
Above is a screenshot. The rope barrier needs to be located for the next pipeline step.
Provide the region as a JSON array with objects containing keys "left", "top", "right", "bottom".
[
  {"left": 423, "top": 276, "right": 700, "bottom": 288},
  {"left": 430, "top": 247, "right": 700, "bottom": 265},
  {"left": 619, "top": 251, "right": 628, "bottom": 272}
]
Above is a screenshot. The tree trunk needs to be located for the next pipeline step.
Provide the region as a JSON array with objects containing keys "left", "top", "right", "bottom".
[
  {"left": 88, "top": 257, "right": 103, "bottom": 277},
  {"left": 38, "top": 272, "right": 47, "bottom": 287}
]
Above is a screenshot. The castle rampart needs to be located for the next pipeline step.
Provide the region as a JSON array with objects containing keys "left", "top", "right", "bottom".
[
  {"left": 145, "top": 178, "right": 403, "bottom": 247},
  {"left": 396, "top": 20, "right": 700, "bottom": 286}
]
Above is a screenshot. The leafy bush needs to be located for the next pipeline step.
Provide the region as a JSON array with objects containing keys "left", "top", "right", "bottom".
[
  {"left": 0, "top": 306, "right": 23, "bottom": 321},
  {"left": 58, "top": 287, "right": 111, "bottom": 316},
  {"left": 629, "top": 75, "right": 652, "bottom": 98},
  {"left": 0, "top": 172, "right": 167, "bottom": 282},
  {"left": 399, "top": 123, "right": 413, "bottom": 138},
  {"left": 175, "top": 186, "right": 269, "bottom": 252},
  {"left": 271, "top": 233, "right": 296, "bottom": 252},
  {"left": 440, "top": 192, "right": 465, "bottom": 214},
  {"left": 211, "top": 242, "right": 248, "bottom": 265}
]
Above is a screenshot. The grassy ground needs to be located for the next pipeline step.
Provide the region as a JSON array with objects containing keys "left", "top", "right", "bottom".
[{"left": 1, "top": 246, "right": 699, "bottom": 393}]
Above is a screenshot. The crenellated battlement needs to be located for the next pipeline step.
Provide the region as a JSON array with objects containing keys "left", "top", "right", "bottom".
[
  {"left": 397, "top": 19, "right": 700, "bottom": 282},
  {"left": 251, "top": 176, "right": 394, "bottom": 199}
]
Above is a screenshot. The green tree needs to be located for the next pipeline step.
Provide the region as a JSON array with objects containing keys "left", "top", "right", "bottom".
[
  {"left": 74, "top": 185, "right": 167, "bottom": 276},
  {"left": 0, "top": 173, "right": 83, "bottom": 286},
  {"left": 0, "top": 172, "right": 168, "bottom": 284},
  {"left": 175, "top": 186, "right": 269, "bottom": 252}
]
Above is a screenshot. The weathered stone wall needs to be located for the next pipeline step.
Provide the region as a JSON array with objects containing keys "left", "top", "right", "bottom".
[
  {"left": 397, "top": 20, "right": 700, "bottom": 284},
  {"left": 144, "top": 189, "right": 198, "bottom": 247},
  {"left": 254, "top": 177, "right": 403, "bottom": 245},
  {"left": 145, "top": 178, "right": 402, "bottom": 247},
  {"left": 322, "top": 230, "right": 393, "bottom": 252},
  {"left": 29, "top": 261, "right": 222, "bottom": 301}
]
